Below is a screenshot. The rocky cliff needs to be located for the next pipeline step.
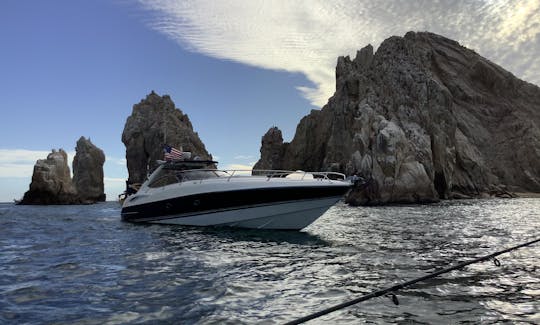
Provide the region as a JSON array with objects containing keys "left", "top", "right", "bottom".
[
  {"left": 20, "top": 149, "right": 80, "bottom": 205},
  {"left": 73, "top": 137, "right": 106, "bottom": 203},
  {"left": 122, "top": 91, "right": 212, "bottom": 184},
  {"left": 255, "top": 31, "right": 540, "bottom": 204}
]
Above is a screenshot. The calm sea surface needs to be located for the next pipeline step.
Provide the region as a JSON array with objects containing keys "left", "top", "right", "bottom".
[{"left": 1, "top": 199, "right": 539, "bottom": 324}]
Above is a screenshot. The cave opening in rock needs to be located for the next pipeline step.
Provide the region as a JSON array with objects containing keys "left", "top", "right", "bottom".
[{"left": 434, "top": 171, "right": 447, "bottom": 199}]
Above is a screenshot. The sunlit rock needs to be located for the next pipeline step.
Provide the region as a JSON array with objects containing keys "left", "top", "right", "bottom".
[
  {"left": 122, "top": 91, "right": 212, "bottom": 184},
  {"left": 20, "top": 149, "right": 80, "bottom": 205},
  {"left": 254, "top": 31, "right": 540, "bottom": 204}
]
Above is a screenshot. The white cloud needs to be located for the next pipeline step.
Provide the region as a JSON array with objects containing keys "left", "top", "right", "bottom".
[
  {"left": 0, "top": 149, "right": 75, "bottom": 177},
  {"left": 107, "top": 157, "right": 127, "bottom": 166},
  {"left": 221, "top": 163, "right": 254, "bottom": 175},
  {"left": 0, "top": 149, "right": 130, "bottom": 202},
  {"left": 0, "top": 149, "right": 128, "bottom": 202},
  {"left": 104, "top": 178, "right": 127, "bottom": 202},
  {"left": 104, "top": 177, "right": 126, "bottom": 182},
  {"left": 138, "top": 0, "right": 540, "bottom": 107},
  {"left": 0, "top": 149, "right": 51, "bottom": 164},
  {"left": 233, "top": 155, "right": 255, "bottom": 160}
]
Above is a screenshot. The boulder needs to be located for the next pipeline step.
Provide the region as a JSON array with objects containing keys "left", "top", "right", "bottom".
[
  {"left": 122, "top": 91, "right": 212, "bottom": 184},
  {"left": 254, "top": 31, "right": 540, "bottom": 204},
  {"left": 72, "top": 137, "right": 106, "bottom": 203},
  {"left": 19, "top": 149, "right": 80, "bottom": 205}
]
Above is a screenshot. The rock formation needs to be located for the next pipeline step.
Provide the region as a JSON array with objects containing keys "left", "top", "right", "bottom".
[
  {"left": 20, "top": 138, "right": 107, "bottom": 205},
  {"left": 253, "top": 127, "right": 286, "bottom": 171},
  {"left": 122, "top": 91, "right": 212, "bottom": 184},
  {"left": 254, "top": 31, "right": 540, "bottom": 204},
  {"left": 72, "top": 137, "right": 106, "bottom": 203},
  {"left": 20, "top": 149, "right": 80, "bottom": 205}
]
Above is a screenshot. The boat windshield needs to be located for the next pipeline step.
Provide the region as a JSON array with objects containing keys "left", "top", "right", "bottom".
[{"left": 148, "top": 168, "right": 229, "bottom": 188}]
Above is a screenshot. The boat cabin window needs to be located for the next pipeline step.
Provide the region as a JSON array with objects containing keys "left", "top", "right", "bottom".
[
  {"left": 148, "top": 169, "right": 179, "bottom": 188},
  {"left": 181, "top": 170, "right": 229, "bottom": 181},
  {"left": 148, "top": 164, "right": 228, "bottom": 188}
]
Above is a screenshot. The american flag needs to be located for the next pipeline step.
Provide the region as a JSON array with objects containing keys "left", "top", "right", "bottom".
[{"left": 163, "top": 145, "right": 183, "bottom": 161}]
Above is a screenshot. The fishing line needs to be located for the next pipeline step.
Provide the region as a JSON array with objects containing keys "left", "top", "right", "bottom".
[{"left": 283, "top": 237, "right": 540, "bottom": 325}]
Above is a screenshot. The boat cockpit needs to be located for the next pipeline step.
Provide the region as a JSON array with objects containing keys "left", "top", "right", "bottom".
[{"left": 147, "top": 160, "right": 226, "bottom": 188}]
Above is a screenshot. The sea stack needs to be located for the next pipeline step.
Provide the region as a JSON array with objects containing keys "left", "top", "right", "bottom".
[
  {"left": 72, "top": 137, "right": 106, "bottom": 203},
  {"left": 254, "top": 31, "right": 540, "bottom": 204},
  {"left": 122, "top": 91, "right": 212, "bottom": 184},
  {"left": 252, "top": 127, "right": 286, "bottom": 171},
  {"left": 19, "top": 149, "right": 79, "bottom": 205}
]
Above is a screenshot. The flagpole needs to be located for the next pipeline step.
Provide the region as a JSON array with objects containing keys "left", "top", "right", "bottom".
[{"left": 162, "top": 103, "right": 167, "bottom": 145}]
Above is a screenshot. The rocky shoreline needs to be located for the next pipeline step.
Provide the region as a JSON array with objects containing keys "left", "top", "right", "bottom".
[
  {"left": 17, "top": 31, "right": 540, "bottom": 205},
  {"left": 254, "top": 31, "right": 540, "bottom": 205},
  {"left": 513, "top": 192, "right": 540, "bottom": 199}
]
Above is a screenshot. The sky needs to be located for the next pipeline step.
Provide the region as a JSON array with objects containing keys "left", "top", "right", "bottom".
[{"left": 1, "top": 0, "right": 539, "bottom": 202}]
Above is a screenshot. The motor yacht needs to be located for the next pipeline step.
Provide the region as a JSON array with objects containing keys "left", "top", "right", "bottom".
[{"left": 121, "top": 160, "right": 351, "bottom": 230}]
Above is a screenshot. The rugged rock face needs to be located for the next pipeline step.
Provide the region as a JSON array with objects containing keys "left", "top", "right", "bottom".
[
  {"left": 255, "top": 31, "right": 540, "bottom": 204},
  {"left": 122, "top": 91, "right": 212, "bottom": 184},
  {"left": 253, "top": 127, "right": 286, "bottom": 171},
  {"left": 20, "top": 149, "right": 80, "bottom": 205},
  {"left": 73, "top": 137, "right": 106, "bottom": 203}
]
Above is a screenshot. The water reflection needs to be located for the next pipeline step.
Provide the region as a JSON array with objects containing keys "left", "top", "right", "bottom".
[
  {"left": 175, "top": 226, "right": 329, "bottom": 246},
  {"left": 0, "top": 199, "right": 538, "bottom": 324}
]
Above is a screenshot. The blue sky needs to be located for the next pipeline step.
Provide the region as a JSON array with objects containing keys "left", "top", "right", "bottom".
[{"left": 1, "top": 0, "right": 539, "bottom": 202}]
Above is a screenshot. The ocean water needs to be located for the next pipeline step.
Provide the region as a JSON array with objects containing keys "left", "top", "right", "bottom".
[{"left": 0, "top": 199, "right": 538, "bottom": 324}]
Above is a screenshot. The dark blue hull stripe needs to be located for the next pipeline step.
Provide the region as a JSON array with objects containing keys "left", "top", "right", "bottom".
[
  {"left": 126, "top": 196, "right": 343, "bottom": 223},
  {"left": 121, "top": 185, "right": 350, "bottom": 222}
]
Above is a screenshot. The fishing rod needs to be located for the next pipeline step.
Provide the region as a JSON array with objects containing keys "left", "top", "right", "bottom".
[{"left": 284, "top": 237, "right": 540, "bottom": 325}]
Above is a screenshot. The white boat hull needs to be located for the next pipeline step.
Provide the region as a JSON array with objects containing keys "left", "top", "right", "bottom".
[
  {"left": 121, "top": 167, "right": 351, "bottom": 230},
  {"left": 149, "top": 197, "right": 341, "bottom": 230}
]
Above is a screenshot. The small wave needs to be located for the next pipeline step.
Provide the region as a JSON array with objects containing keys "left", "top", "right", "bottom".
[{"left": 0, "top": 198, "right": 538, "bottom": 323}]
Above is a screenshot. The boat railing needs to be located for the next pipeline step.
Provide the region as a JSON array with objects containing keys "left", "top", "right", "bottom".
[
  {"left": 146, "top": 169, "right": 347, "bottom": 188},
  {"left": 233, "top": 169, "right": 347, "bottom": 182}
]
